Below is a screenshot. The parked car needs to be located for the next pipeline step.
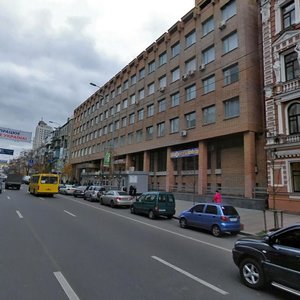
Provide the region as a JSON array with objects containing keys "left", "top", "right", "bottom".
[
  {"left": 99, "top": 190, "right": 134, "bottom": 208},
  {"left": 59, "top": 184, "right": 77, "bottom": 195},
  {"left": 178, "top": 203, "right": 241, "bottom": 237},
  {"left": 232, "top": 224, "right": 300, "bottom": 296},
  {"left": 84, "top": 185, "right": 106, "bottom": 202},
  {"left": 130, "top": 191, "right": 175, "bottom": 219},
  {"left": 73, "top": 185, "right": 88, "bottom": 198},
  {"left": 0, "top": 180, "right": 2, "bottom": 193}
]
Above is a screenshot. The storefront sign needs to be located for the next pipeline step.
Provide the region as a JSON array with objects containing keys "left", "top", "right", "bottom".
[{"left": 170, "top": 148, "right": 199, "bottom": 158}]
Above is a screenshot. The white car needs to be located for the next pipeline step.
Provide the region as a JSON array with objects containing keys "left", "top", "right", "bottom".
[{"left": 59, "top": 184, "right": 77, "bottom": 195}]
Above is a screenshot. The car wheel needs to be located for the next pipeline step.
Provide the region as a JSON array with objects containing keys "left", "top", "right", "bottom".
[
  {"left": 130, "top": 206, "right": 135, "bottom": 214},
  {"left": 211, "top": 225, "right": 222, "bottom": 237},
  {"left": 239, "top": 258, "right": 265, "bottom": 289},
  {"left": 148, "top": 210, "right": 155, "bottom": 219},
  {"left": 179, "top": 218, "right": 187, "bottom": 228},
  {"left": 110, "top": 200, "right": 115, "bottom": 208}
]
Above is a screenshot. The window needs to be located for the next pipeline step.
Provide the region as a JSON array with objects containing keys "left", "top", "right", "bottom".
[
  {"left": 171, "top": 67, "right": 180, "bottom": 82},
  {"left": 159, "top": 75, "right": 167, "bottom": 88},
  {"left": 130, "top": 94, "right": 136, "bottom": 105},
  {"left": 159, "top": 51, "right": 167, "bottom": 66},
  {"left": 139, "top": 68, "right": 145, "bottom": 80},
  {"left": 158, "top": 99, "right": 166, "bottom": 112},
  {"left": 146, "top": 126, "right": 154, "bottom": 140},
  {"left": 170, "top": 117, "right": 179, "bottom": 133},
  {"left": 203, "top": 105, "right": 216, "bottom": 124},
  {"left": 288, "top": 103, "right": 300, "bottom": 134},
  {"left": 128, "top": 132, "right": 134, "bottom": 144},
  {"left": 116, "top": 103, "right": 120, "bottom": 112},
  {"left": 157, "top": 122, "right": 165, "bottom": 137},
  {"left": 148, "top": 82, "right": 155, "bottom": 95},
  {"left": 185, "top": 30, "right": 196, "bottom": 48},
  {"left": 123, "top": 80, "right": 128, "bottom": 91},
  {"left": 185, "top": 57, "right": 196, "bottom": 73},
  {"left": 171, "top": 42, "right": 180, "bottom": 57},
  {"left": 131, "top": 74, "right": 136, "bottom": 85},
  {"left": 224, "top": 97, "right": 240, "bottom": 119},
  {"left": 137, "top": 109, "right": 144, "bottom": 121},
  {"left": 291, "top": 162, "right": 300, "bottom": 192},
  {"left": 203, "top": 75, "right": 215, "bottom": 94},
  {"left": 282, "top": 1, "right": 295, "bottom": 29},
  {"left": 117, "top": 85, "right": 122, "bottom": 95},
  {"left": 185, "top": 84, "right": 196, "bottom": 101},
  {"left": 148, "top": 60, "right": 155, "bottom": 74},
  {"left": 202, "top": 16, "right": 214, "bottom": 36},
  {"left": 122, "top": 98, "right": 128, "bottom": 109},
  {"left": 121, "top": 116, "right": 127, "bottom": 127},
  {"left": 147, "top": 104, "right": 154, "bottom": 117},
  {"left": 221, "top": 0, "right": 237, "bottom": 22},
  {"left": 185, "top": 112, "right": 196, "bottom": 128},
  {"left": 223, "top": 31, "right": 238, "bottom": 54},
  {"left": 223, "top": 64, "right": 239, "bottom": 85},
  {"left": 205, "top": 205, "right": 218, "bottom": 215},
  {"left": 139, "top": 88, "right": 145, "bottom": 100},
  {"left": 136, "top": 129, "right": 143, "bottom": 142},
  {"left": 202, "top": 46, "right": 215, "bottom": 64},
  {"left": 129, "top": 113, "right": 135, "bottom": 124},
  {"left": 285, "top": 52, "right": 300, "bottom": 81},
  {"left": 171, "top": 92, "right": 180, "bottom": 107}
]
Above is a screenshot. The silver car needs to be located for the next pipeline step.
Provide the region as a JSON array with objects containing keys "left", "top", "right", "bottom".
[
  {"left": 84, "top": 185, "right": 105, "bottom": 202},
  {"left": 100, "top": 190, "right": 134, "bottom": 208}
]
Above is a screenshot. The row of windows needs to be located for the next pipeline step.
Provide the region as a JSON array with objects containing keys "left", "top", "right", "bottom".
[
  {"left": 74, "top": 63, "right": 240, "bottom": 135},
  {"left": 75, "top": 0, "right": 237, "bottom": 121},
  {"left": 72, "top": 97, "right": 240, "bottom": 149}
]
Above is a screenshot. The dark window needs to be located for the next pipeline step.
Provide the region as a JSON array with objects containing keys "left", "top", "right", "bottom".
[
  {"left": 285, "top": 52, "right": 300, "bottom": 81},
  {"left": 221, "top": 206, "right": 238, "bottom": 216},
  {"left": 274, "top": 229, "right": 300, "bottom": 249},
  {"left": 205, "top": 205, "right": 218, "bottom": 214},
  {"left": 282, "top": 1, "right": 295, "bottom": 29},
  {"left": 193, "top": 204, "right": 205, "bottom": 213},
  {"left": 288, "top": 103, "right": 300, "bottom": 134}
]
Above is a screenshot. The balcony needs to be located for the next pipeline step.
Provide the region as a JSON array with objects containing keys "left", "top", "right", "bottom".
[
  {"left": 275, "top": 78, "right": 300, "bottom": 95},
  {"left": 267, "top": 133, "right": 300, "bottom": 146}
]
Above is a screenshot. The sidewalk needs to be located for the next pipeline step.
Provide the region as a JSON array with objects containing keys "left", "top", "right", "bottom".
[{"left": 175, "top": 199, "right": 300, "bottom": 236}]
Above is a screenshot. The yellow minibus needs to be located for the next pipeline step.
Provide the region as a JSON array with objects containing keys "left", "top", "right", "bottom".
[{"left": 28, "top": 173, "right": 59, "bottom": 196}]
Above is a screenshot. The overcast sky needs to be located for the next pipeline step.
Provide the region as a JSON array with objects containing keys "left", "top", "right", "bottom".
[{"left": 0, "top": 0, "right": 194, "bottom": 160}]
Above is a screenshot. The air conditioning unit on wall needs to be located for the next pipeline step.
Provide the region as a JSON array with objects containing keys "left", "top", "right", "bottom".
[
  {"left": 180, "top": 130, "right": 187, "bottom": 137},
  {"left": 182, "top": 74, "right": 188, "bottom": 81},
  {"left": 219, "top": 20, "right": 226, "bottom": 30},
  {"left": 199, "top": 64, "right": 206, "bottom": 71}
]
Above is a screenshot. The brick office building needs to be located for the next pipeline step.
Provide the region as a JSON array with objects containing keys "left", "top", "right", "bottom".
[
  {"left": 261, "top": 0, "right": 300, "bottom": 212},
  {"left": 70, "top": 0, "right": 267, "bottom": 201}
]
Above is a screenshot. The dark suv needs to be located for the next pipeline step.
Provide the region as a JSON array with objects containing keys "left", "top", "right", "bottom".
[{"left": 232, "top": 224, "right": 300, "bottom": 296}]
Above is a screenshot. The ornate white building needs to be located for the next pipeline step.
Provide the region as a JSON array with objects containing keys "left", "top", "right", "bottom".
[{"left": 260, "top": 0, "right": 300, "bottom": 212}]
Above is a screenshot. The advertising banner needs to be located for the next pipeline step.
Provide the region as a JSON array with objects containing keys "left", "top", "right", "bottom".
[
  {"left": 103, "top": 152, "right": 111, "bottom": 168},
  {"left": 170, "top": 148, "right": 199, "bottom": 158},
  {"left": 0, "top": 148, "right": 14, "bottom": 155},
  {"left": 0, "top": 127, "right": 32, "bottom": 143}
]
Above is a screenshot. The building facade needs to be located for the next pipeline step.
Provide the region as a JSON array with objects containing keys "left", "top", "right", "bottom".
[
  {"left": 70, "top": 0, "right": 267, "bottom": 201},
  {"left": 261, "top": 0, "right": 300, "bottom": 212},
  {"left": 32, "top": 120, "right": 53, "bottom": 150}
]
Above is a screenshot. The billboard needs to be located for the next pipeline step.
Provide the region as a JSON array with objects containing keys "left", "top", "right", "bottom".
[
  {"left": 0, "top": 148, "right": 14, "bottom": 155},
  {"left": 0, "top": 127, "right": 32, "bottom": 143}
]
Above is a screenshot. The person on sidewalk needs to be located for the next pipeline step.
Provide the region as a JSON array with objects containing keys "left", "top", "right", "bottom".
[{"left": 213, "top": 190, "right": 222, "bottom": 203}]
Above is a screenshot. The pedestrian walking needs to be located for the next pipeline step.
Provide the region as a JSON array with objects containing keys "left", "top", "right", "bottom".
[{"left": 213, "top": 190, "right": 222, "bottom": 203}]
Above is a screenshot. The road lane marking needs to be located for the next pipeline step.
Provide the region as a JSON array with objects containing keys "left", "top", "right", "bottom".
[
  {"left": 54, "top": 271, "right": 80, "bottom": 300},
  {"left": 39, "top": 197, "right": 45, "bottom": 201},
  {"left": 62, "top": 197, "right": 231, "bottom": 253},
  {"left": 16, "top": 210, "right": 24, "bottom": 219},
  {"left": 64, "top": 210, "right": 76, "bottom": 217},
  {"left": 7, "top": 196, "right": 10, "bottom": 200},
  {"left": 152, "top": 256, "right": 229, "bottom": 295}
]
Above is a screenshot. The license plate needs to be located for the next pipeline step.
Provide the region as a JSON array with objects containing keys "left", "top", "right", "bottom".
[
  {"left": 230, "top": 218, "right": 237, "bottom": 221},
  {"left": 159, "top": 209, "right": 166, "bottom": 212}
]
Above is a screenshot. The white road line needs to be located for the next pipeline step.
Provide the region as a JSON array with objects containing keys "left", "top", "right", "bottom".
[
  {"left": 54, "top": 271, "right": 80, "bottom": 300},
  {"left": 7, "top": 196, "right": 10, "bottom": 200},
  {"left": 63, "top": 197, "right": 231, "bottom": 253},
  {"left": 39, "top": 197, "right": 45, "bottom": 201},
  {"left": 16, "top": 210, "right": 24, "bottom": 219},
  {"left": 64, "top": 210, "right": 76, "bottom": 217},
  {"left": 152, "top": 256, "right": 229, "bottom": 295}
]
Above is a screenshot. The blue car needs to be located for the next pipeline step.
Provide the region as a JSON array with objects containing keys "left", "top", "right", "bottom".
[{"left": 179, "top": 203, "right": 241, "bottom": 237}]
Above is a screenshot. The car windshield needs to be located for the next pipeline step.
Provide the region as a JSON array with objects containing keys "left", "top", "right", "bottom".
[
  {"left": 118, "top": 191, "right": 129, "bottom": 195},
  {"left": 221, "top": 206, "right": 238, "bottom": 216}
]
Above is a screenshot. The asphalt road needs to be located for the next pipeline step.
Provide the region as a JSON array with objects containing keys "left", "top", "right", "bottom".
[{"left": 0, "top": 186, "right": 296, "bottom": 300}]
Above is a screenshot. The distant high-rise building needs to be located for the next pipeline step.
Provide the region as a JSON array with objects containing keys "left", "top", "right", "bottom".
[{"left": 33, "top": 120, "right": 53, "bottom": 150}]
